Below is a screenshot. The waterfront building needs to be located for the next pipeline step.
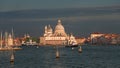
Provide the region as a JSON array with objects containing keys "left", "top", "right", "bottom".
[
  {"left": 40, "top": 19, "right": 77, "bottom": 45},
  {"left": 21, "top": 34, "right": 38, "bottom": 46},
  {"left": 90, "top": 33, "right": 120, "bottom": 45},
  {"left": 76, "top": 37, "right": 86, "bottom": 44},
  {"left": 90, "top": 33, "right": 104, "bottom": 40},
  {"left": 90, "top": 33, "right": 104, "bottom": 44}
]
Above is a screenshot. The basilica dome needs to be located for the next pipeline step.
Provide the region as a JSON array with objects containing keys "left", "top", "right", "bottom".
[
  {"left": 54, "top": 19, "right": 67, "bottom": 37},
  {"left": 55, "top": 20, "right": 65, "bottom": 31}
]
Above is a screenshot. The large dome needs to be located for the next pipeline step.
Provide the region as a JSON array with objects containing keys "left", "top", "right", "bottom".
[
  {"left": 55, "top": 20, "right": 65, "bottom": 31},
  {"left": 54, "top": 19, "right": 67, "bottom": 37}
]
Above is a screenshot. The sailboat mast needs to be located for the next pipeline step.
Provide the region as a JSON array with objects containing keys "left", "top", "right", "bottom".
[
  {"left": 5, "top": 32, "right": 8, "bottom": 47},
  {"left": 11, "top": 28, "right": 14, "bottom": 46},
  {"left": 12, "top": 28, "right": 14, "bottom": 39},
  {"left": 0, "top": 32, "right": 2, "bottom": 48}
]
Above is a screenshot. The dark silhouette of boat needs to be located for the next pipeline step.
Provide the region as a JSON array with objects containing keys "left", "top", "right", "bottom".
[{"left": 65, "top": 44, "right": 78, "bottom": 47}]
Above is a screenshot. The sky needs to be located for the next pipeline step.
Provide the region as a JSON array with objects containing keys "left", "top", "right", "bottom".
[
  {"left": 0, "top": 0, "right": 120, "bottom": 12},
  {"left": 0, "top": 0, "right": 120, "bottom": 37}
]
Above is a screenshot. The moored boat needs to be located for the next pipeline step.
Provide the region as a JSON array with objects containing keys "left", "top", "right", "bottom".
[
  {"left": 65, "top": 44, "right": 78, "bottom": 47},
  {"left": 65, "top": 41, "right": 78, "bottom": 47}
]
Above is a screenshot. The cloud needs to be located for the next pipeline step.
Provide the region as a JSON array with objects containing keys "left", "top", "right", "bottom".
[
  {"left": 0, "top": 6, "right": 120, "bottom": 24},
  {"left": 2, "top": 13, "right": 119, "bottom": 23}
]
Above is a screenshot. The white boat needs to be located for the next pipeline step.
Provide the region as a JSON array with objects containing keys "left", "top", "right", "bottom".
[
  {"left": 65, "top": 34, "right": 78, "bottom": 47},
  {"left": 65, "top": 42, "right": 78, "bottom": 47},
  {"left": 10, "top": 51, "right": 14, "bottom": 63},
  {"left": 78, "top": 46, "right": 82, "bottom": 53}
]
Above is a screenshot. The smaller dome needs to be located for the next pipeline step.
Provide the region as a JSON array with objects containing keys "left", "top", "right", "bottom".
[
  {"left": 47, "top": 28, "right": 52, "bottom": 32},
  {"left": 47, "top": 25, "right": 52, "bottom": 32}
]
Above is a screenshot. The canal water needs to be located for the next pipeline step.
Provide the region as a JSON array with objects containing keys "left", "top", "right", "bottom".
[{"left": 0, "top": 45, "right": 120, "bottom": 68}]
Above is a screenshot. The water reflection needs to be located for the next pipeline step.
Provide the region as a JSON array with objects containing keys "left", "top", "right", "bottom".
[{"left": 10, "top": 63, "right": 14, "bottom": 68}]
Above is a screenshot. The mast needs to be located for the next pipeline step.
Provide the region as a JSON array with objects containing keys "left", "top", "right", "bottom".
[
  {"left": 5, "top": 31, "right": 8, "bottom": 47},
  {"left": 12, "top": 28, "right": 14, "bottom": 46},
  {"left": 0, "top": 32, "right": 2, "bottom": 48},
  {"left": 12, "top": 28, "right": 14, "bottom": 39}
]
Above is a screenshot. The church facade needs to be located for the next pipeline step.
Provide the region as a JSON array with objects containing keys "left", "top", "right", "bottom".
[{"left": 40, "top": 19, "right": 77, "bottom": 45}]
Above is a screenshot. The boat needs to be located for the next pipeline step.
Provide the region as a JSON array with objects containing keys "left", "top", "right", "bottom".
[
  {"left": 56, "top": 50, "right": 60, "bottom": 58},
  {"left": 10, "top": 50, "right": 14, "bottom": 63},
  {"left": 65, "top": 34, "right": 79, "bottom": 47},
  {"left": 10, "top": 47, "right": 15, "bottom": 63},
  {"left": 65, "top": 42, "right": 78, "bottom": 47},
  {"left": 78, "top": 46, "right": 82, "bottom": 53},
  {"left": 56, "top": 45, "right": 60, "bottom": 58},
  {"left": 65, "top": 44, "right": 78, "bottom": 47}
]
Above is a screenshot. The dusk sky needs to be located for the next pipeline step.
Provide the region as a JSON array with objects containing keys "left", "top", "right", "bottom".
[
  {"left": 0, "top": 0, "right": 120, "bottom": 12},
  {"left": 0, "top": 0, "right": 120, "bottom": 37}
]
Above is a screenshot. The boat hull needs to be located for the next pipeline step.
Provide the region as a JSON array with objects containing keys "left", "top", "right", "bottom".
[{"left": 65, "top": 45, "right": 78, "bottom": 47}]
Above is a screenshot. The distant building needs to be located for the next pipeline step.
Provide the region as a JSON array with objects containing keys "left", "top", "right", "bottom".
[
  {"left": 76, "top": 37, "right": 86, "bottom": 44},
  {"left": 90, "top": 33, "right": 104, "bottom": 40},
  {"left": 90, "top": 33, "right": 104, "bottom": 44},
  {"left": 40, "top": 19, "right": 77, "bottom": 45},
  {"left": 90, "top": 33, "right": 120, "bottom": 45}
]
